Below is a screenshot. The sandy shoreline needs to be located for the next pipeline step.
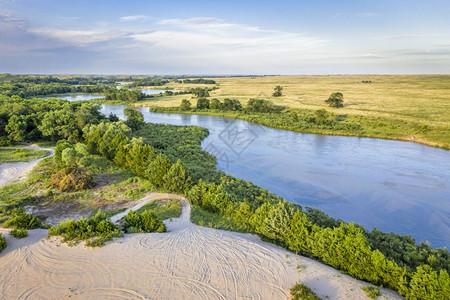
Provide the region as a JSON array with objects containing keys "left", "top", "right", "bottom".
[{"left": 0, "top": 195, "right": 402, "bottom": 299}]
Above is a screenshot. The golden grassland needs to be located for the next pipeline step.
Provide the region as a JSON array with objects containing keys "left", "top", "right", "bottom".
[{"left": 136, "top": 75, "right": 450, "bottom": 148}]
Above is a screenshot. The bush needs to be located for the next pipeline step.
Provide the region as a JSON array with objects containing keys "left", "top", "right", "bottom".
[
  {"left": 0, "top": 233, "right": 6, "bottom": 253},
  {"left": 290, "top": 283, "right": 321, "bottom": 300},
  {"left": 362, "top": 286, "right": 381, "bottom": 299},
  {"left": 50, "top": 167, "right": 95, "bottom": 192},
  {"left": 10, "top": 228, "right": 28, "bottom": 239},
  {"left": 48, "top": 210, "right": 122, "bottom": 247},
  {"left": 124, "top": 210, "right": 166, "bottom": 233},
  {"left": 2, "top": 208, "right": 41, "bottom": 229}
]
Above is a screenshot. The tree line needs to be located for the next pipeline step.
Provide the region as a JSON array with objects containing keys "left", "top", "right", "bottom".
[
  {"left": 0, "top": 82, "right": 107, "bottom": 98},
  {"left": 183, "top": 78, "right": 216, "bottom": 84}
]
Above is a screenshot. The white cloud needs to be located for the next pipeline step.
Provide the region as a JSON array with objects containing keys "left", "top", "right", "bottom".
[
  {"left": 119, "top": 15, "right": 149, "bottom": 22},
  {"left": 28, "top": 28, "right": 129, "bottom": 46},
  {"left": 158, "top": 17, "right": 222, "bottom": 25}
]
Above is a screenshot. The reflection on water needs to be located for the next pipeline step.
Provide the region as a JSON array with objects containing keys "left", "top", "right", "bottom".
[
  {"left": 100, "top": 104, "right": 450, "bottom": 247},
  {"left": 44, "top": 94, "right": 104, "bottom": 102}
]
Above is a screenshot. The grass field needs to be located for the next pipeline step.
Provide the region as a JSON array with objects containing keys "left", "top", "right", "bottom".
[
  {"left": 0, "top": 148, "right": 49, "bottom": 163},
  {"left": 138, "top": 75, "right": 450, "bottom": 148}
]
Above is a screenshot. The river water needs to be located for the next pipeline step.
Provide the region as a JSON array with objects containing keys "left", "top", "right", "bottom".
[{"left": 100, "top": 104, "right": 450, "bottom": 248}]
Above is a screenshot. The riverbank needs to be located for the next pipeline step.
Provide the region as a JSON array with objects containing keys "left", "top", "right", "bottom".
[{"left": 147, "top": 106, "right": 450, "bottom": 150}]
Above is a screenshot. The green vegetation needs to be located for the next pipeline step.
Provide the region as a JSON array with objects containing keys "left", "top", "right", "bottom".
[
  {"left": 190, "top": 206, "right": 243, "bottom": 232},
  {"left": 10, "top": 228, "right": 28, "bottom": 239},
  {"left": 1, "top": 208, "right": 42, "bottom": 230},
  {"left": 135, "top": 199, "right": 182, "bottom": 220},
  {"left": 124, "top": 107, "right": 145, "bottom": 131},
  {"left": 180, "top": 99, "right": 192, "bottom": 110},
  {"left": 105, "top": 89, "right": 145, "bottom": 102},
  {"left": 0, "top": 96, "right": 108, "bottom": 144},
  {"left": 0, "top": 233, "right": 6, "bottom": 253},
  {"left": 134, "top": 122, "right": 219, "bottom": 183},
  {"left": 183, "top": 78, "right": 216, "bottom": 84},
  {"left": 273, "top": 85, "right": 283, "bottom": 97},
  {"left": 123, "top": 210, "right": 166, "bottom": 233},
  {"left": 50, "top": 167, "right": 95, "bottom": 192},
  {"left": 0, "top": 148, "right": 49, "bottom": 163},
  {"left": 0, "top": 81, "right": 106, "bottom": 98},
  {"left": 191, "top": 87, "right": 210, "bottom": 98},
  {"left": 362, "top": 286, "right": 381, "bottom": 299},
  {"left": 325, "top": 92, "right": 344, "bottom": 108},
  {"left": 290, "top": 283, "right": 321, "bottom": 300},
  {"left": 48, "top": 210, "right": 123, "bottom": 247},
  {"left": 127, "top": 78, "right": 169, "bottom": 87}
]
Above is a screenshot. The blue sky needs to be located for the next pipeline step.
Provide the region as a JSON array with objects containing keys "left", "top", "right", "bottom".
[{"left": 1, "top": 0, "right": 449, "bottom": 74}]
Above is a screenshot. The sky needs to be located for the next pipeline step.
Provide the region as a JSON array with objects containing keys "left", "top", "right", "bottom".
[{"left": 0, "top": 0, "right": 449, "bottom": 75}]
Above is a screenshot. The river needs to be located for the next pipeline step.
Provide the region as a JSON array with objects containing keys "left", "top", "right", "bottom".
[{"left": 100, "top": 104, "right": 450, "bottom": 248}]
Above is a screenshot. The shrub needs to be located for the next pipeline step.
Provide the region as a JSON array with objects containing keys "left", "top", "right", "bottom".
[
  {"left": 0, "top": 233, "right": 6, "bottom": 253},
  {"left": 50, "top": 167, "right": 95, "bottom": 192},
  {"left": 10, "top": 228, "right": 28, "bottom": 239},
  {"left": 362, "top": 286, "right": 381, "bottom": 299},
  {"left": 290, "top": 283, "right": 321, "bottom": 300},
  {"left": 48, "top": 210, "right": 122, "bottom": 247},
  {"left": 124, "top": 210, "right": 166, "bottom": 233},
  {"left": 325, "top": 92, "right": 344, "bottom": 108},
  {"left": 2, "top": 208, "right": 41, "bottom": 229},
  {"left": 180, "top": 99, "right": 192, "bottom": 111}
]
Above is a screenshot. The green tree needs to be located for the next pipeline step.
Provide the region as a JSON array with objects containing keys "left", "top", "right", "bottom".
[
  {"left": 54, "top": 139, "right": 74, "bottom": 163},
  {"left": 325, "top": 92, "right": 344, "bottom": 108},
  {"left": 273, "top": 85, "right": 283, "bottom": 97},
  {"left": 124, "top": 107, "right": 144, "bottom": 131},
  {"left": 180, "top": 99, "right": 192, "bottom": 111},
  {"left": 314, "top": 109, "right": 329, "bottom": 124},
  {"left": 38, "top": 109, "right": 79, "bottom": 141},
  {"left": 5, "top": 115, "right": 27, "bottom": 141},
  {"left": 246, "top": 99, "right": 275, "bottom": 113},
  {"left": 146, "top": 153, "right": 172, "bottom": 187},
  {"left": 163, "top": 159, "right": 191, "bottom": 193},
  {"left": 196, "top": 98, "right": 210, "bottom": 109},
  {"left": 191, "top": 87, "right": 210, "bottom": 98},
  {"left": 209, "top": 99, "right": 221, "bottom": 109},
  {"left": 407, "top": 265, "right": 450, "bottom": 300}
]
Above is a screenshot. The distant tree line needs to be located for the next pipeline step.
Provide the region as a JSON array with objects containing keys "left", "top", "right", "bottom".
[
  {"left": 180, "top": 98, "right": 279, "bottom": 113},
  {"left": 183, "top": 78, "right": 216, "bottom": 84},
  {"left": 127, "top": 78, "right": 169, "bottom": 87},
  {"left": 104, "top": 89, "right": 145, "bottom": 102},
  {"left": 0, "top": 82, "right": 107, "bottom": 98}
]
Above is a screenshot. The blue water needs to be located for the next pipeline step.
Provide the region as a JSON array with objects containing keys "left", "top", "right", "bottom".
[
  {"left": 101, "top": 104, "right": 450, "bottom": 247},
  {"left": 44, "top": 94, "right": 104, "bottom": 102}
]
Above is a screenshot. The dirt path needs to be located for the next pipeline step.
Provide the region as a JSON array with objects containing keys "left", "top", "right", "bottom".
[
  {"left": 0, "top": 144, "right": 54, "bottom": 188},
  {"left": 110, "top": 193, "right": 189, "bottom": 224}
]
